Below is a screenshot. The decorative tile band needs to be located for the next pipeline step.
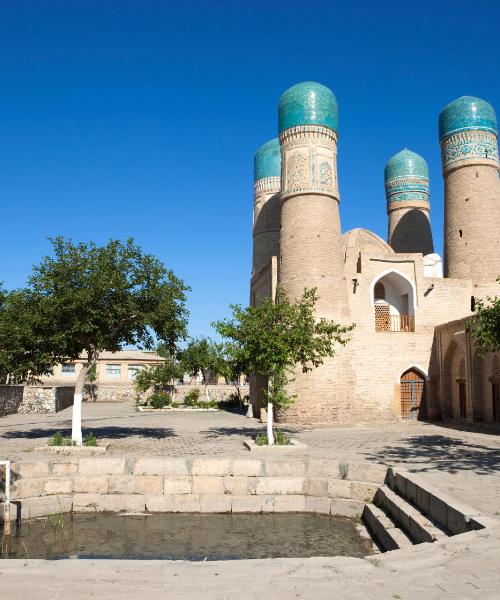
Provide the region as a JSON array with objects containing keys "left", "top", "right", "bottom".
[
  {"left": 254, "top": 176, "right": 281, "bottom": 196},
  {"left": 441, "top": 129, "right": 499, "bottom": 172},
  {"left": 385, "top": 175, "right": 429, "bottom": 207},
  {"left": 280, "top": 125, "right": 339, "bottom": 201}
]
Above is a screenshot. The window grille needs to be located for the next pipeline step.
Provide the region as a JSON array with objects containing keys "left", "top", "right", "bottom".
[
  {"left": 375, "top": 303, "right": 391, "bottom": 331},
  {"left": 374, "top": 281, "right": 385, "bottom": 300}
]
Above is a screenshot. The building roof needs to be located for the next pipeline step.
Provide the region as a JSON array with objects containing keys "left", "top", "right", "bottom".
[
  {"left": 254, "top": 138, "right": 281, "bottom": 182},
  {"left": 278, "top": 81, "right": 338, "bottom": 134},
  {"left": 439, "top": 96, "right": 497, "bottom": 140},
  {"left": 72, "top": 350, "right": 163, "bottom": 362}
]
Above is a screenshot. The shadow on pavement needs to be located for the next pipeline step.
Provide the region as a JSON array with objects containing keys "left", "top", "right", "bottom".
[
  {"left": 1, "top": 426, "right": 176, "bottom": 441},
  {"left": 364, "top": 434, "right": 500, "bottom": 475}
]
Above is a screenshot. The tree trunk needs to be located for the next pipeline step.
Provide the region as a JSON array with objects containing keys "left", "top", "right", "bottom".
[
  {"left": 267, "top": 402, "right": 274, "bottom": 445},
  {"left": 71, "top": 352, "right": 97, "bottom": 445}
]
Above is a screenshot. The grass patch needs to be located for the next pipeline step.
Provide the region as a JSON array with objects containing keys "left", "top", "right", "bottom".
[{"left": 49, "top": 432, "right": 99, "bottom": 447}]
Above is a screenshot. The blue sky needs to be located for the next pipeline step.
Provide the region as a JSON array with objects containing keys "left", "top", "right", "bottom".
[{"left": 1, "top": 1, "right": 499, "bottom": 339}]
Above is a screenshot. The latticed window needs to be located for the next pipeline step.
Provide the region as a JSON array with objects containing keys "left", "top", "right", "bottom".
[
  {"left": 374, "top": 281, "right": 385, "bottom": 300},
  {"left": 375, "top": 303, "right": 391, "bottom": 331}
]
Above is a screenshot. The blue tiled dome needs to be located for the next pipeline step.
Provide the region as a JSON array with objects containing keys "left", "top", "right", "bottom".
[
  {"left": 384, "top": 149, "right": 429, "bottom": 181},
  {"left": 254, "top": 138, "right": 281, "bottom": 182},
  {"left": 278, "top": 82, "right": 338, "bottom": 134},
  {"left": 439, "top": 96, "right": 497, "bottom": 140}
]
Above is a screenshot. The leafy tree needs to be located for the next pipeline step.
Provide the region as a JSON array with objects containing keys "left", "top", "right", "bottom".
[
  {"left": 24, "top": 237, "right": 189, "bottom": 443},
  {"left": 471, "top": 277, "right": 500, "bottom": 354},
  {"left": 179, "top": 337, "right": 226, "bottom": 401},
  {"left": 134, "top": 350, "right": 184, "bottom": 400},
  {"left": 213, "top": 288, "right": 353, "bottom": 444},
  {"left": 0, "top": 288, "right": 57, "bottom": 384}
]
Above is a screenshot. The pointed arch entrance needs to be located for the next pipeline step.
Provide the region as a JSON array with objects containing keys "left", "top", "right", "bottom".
[{"left": 400, "top": 368, "right": 425, "bottom": 420}]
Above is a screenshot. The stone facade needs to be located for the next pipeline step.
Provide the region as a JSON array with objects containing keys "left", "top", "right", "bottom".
[
  {"left": 0, "top": 385, "right": 74, "bottom": 416},
  {"left": 250, "top": 85, "right": 500, "bottom": 425}
]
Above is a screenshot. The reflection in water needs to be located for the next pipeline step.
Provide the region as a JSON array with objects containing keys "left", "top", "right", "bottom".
[{"left": 1, "top": 512, "right": 373, "bottom": 560}]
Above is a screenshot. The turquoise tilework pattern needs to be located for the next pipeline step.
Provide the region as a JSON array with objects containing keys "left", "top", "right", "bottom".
[
  {"left": 254, "top": 138, "right": 281, "bottom": 182},
  {"left": 384, "top": 149, "right": 429, "bottom": 204},
  {"left": 439, "top": 96, "right": 497, "bottom": 140},
  {"left": 278, "top": 82, "right": 338, "bottom": 134}
]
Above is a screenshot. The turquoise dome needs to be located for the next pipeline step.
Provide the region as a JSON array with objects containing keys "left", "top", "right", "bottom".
[
  {"left": 439, "top": 96, "right": 497, "bottom": 140},
  {"left": 278, "top": 81, "right": 338, "bottom": 134},
  {"left": 254, "top": 138, "right": 281, "bottom": 182},
  {"left": 384, "top": 149, "right": 429, "bottom": 182}
]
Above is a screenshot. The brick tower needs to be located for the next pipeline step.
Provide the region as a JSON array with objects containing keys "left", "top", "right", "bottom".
[
  {"left": 252, "top": 138, "right": 281, "bottom": 278},
  {"left": 277, "top": 81, "right": 348, "bottom": 423},
  {"left": 385, "top": 149, "right": 433, "bottom": 255},
  {"left": 439, "top": 96, "right": 500, "bottom": 283}
]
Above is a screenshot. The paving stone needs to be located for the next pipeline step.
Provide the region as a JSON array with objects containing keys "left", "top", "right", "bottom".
[
  {"left": 133, "top": 458, "right": 189, "bottom": 476},
  {"left": 191, "top": 458, "right": 231, "bottom": 476},
  {"left": 254, "top": 477, "right": 304, "bottom": 495},
  {"left": 230, "top": 495, "right": 262, "bottom": 513},
  {"left": 230, "top": 459, "right": 262, "bottom": 476},
  {"left": 44, "top": 477, "right": 73, "bottom": 495},
  {"left": 328, "top": 478, "right": 352, "bottom": 498},
  {"left": 192, "top": 476, "right": 225, "bottom": 495},
  {"left": 305, "top": 496, "right": 331, "bottom": 514}
]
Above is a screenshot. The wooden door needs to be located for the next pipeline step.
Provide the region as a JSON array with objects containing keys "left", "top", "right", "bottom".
[
  {"left": 458, "top": 381, "right": 467, "bottom": 418},
  {"left": 493, "top": 383, "right": 500, "bottom": 422},
  {"left": 400, "top": 369, "right": 425, "bottom": 420}
]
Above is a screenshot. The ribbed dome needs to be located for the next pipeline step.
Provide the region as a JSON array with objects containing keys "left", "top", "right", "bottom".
[
  {"left": 384, "top": 149, "right": 429, "bottom": 181},
  {"left": 278, "top": 81, "right": 338, "bottom": 134},
  {"left": 439, "top": 96, "right": 497, "bottom": 140},
  {"left": 254, "top": 138, "right": 281, "bottom": 182}
]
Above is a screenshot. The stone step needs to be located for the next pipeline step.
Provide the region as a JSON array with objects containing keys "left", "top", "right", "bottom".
[
  {"left": 386, "top": 467, "right": 484, "bottom": 535},
  {"left": 362, "top": 503, "right": 413, "bottom": 552},
  {"left": 375, "top": 484, "right": 447, "bottom": 544}
]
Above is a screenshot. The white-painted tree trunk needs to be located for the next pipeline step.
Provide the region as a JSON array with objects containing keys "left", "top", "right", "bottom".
[
  {"left": 71, "top": 393, "right": 83, "bottom": 445},
  {"left": 267, "top": 402, "right": 274, "bottom": 445},
  {"left": 246, "top": 402, "right": 253, "bottom": 418}
]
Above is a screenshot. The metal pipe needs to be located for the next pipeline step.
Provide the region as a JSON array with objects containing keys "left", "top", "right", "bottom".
[{"left": 1, "top": 460, "right": 11, "bottom": 536}]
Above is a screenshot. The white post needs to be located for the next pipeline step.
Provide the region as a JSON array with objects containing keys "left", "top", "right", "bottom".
[
  {"left": 1, "top": 460, "right": 11, "bottom": 535},
  {"left": 71, "top": 393, "right": 83, "bottom": 445},
  {"left": 267, "top": 402, "right": 274, "bottom": 445}
]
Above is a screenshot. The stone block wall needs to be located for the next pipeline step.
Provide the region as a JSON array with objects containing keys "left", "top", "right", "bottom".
[
  {"left": 4, "top": 457, "right": 387, "bottom": 520},
  {"left": 0, "top": 385, "right": 74, "bottom": 416},
  {"left": 0, "top": 386, "right": 24, "bottom": 416}
]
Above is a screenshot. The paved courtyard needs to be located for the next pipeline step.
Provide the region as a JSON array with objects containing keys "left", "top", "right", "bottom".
[{"left": 1, "top": 401, "right": 500, "bottom": 516}]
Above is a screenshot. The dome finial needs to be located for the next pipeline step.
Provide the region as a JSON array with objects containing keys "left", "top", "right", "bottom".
[{"left": 278, "top": 81, "right": 338, "bottom": 134}]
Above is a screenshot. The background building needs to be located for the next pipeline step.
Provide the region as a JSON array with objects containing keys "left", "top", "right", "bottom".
[{"left": 250, "top": 82, "right": 500, "bottom": 425}]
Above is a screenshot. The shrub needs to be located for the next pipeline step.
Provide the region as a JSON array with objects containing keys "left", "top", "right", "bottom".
[
  {"left": 171, "top": 401, "right": 180, "bottom": 408},
  {"left": 255, "top": 429, "right": 292, "bottom": 446},
  {"left": 83, "top": 432, "right": 98, "bottom": 447},
  {"left": 184, "top": 388, "right": 201, "bottom": 406},
  {"left": 149, "top": 393, "right": 172, "bottom": 409},
  {"left": 49, "top": 432, "right": 76, "bottom": 446}
]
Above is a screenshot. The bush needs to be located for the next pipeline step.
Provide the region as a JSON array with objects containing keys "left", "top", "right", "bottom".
[
  {"left": 184, "top": 389, "right": 201, "bottom": 406},
  {"left": 255, "top": 429, "right": 292, "bottom": 446},
  {"left": 149, "top": 393, "right": 172, "bottom": 409},
  {"left": 83, "top": 432, "right": 99, "bottom": 447},
  {"left": 171, "top": 401, "right": 180, "bottom": 408},
  {"left": 49, "top": 432, "right": 75, "bottom": 446}
]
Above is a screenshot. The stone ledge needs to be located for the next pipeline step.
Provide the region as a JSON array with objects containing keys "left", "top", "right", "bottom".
[{"left": 35, "top": 445, "right": 108, "bottom": 455}]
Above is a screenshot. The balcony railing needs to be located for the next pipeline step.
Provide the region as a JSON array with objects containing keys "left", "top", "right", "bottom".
[{"left": 375, "top": 314, "right": 415, "bottom": 333}]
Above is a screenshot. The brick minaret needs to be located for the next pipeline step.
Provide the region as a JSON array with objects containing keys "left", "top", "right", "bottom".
[
  {"left": 252, "top": 138, "right": 281, "bottom": 278},
  {"left": 277, "top": 81, "right": 347, "bottom": 423},
  {"left": 385, "top": 149, "right": 433, "bottom": 255},
  {"left": 440, "top": 96, "right": 500, "bottom": 283}
]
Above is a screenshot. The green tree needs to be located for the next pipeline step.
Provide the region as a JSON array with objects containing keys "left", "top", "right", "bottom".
[
  {"left": 213, "top": 288, "right": 353, "bottom": 444},
  {"left": 179, "top": 337, "right": 226, "bottom": 401},
  {"left": 0, "top": 288, "right": 57, "bottom": 384},
  {"left": 134, "top": 348, "right": 184, "bottom": 400},
  {"left": 22, "top": 237, "right": 189, "bottom": 443},
  {"left": 471, "top": 277, "right": 500, "bottom": 354}
]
